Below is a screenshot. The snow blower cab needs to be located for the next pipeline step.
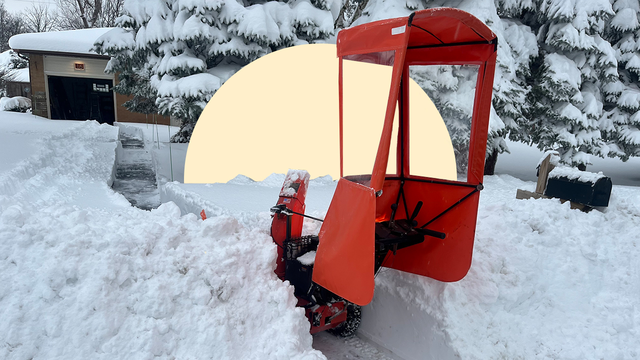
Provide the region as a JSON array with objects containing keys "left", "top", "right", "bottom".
[{"left": 271, "top": 8, "right": 497, "bottom": 334}]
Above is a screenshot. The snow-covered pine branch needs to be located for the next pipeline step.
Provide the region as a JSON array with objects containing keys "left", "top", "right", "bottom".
[
  {"left": 605, "top": 0, "right": 640, "bottom": 159},
  {"left": 95, "top": 0, "right": 336, "bottom": 142}
]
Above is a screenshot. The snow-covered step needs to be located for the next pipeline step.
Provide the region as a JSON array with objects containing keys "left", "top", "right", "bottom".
[{"left": 112, "top": 126, "right": 160, "bottom": 210}]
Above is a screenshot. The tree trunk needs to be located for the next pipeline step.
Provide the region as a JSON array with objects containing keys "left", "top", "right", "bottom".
[
  {"left": 334, "top": 0, "right": 369, "bottom": 29},
  {"left": 484, "top": 148, "right": 499, "bottom": 175}
]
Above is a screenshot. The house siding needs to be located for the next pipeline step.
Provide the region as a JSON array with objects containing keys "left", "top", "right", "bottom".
[
  {"left": 29, "top": 54, "right": 48, "bottom": 118},
  {"left": 115, "top": 91, "right": 171, "bottom": 125}
]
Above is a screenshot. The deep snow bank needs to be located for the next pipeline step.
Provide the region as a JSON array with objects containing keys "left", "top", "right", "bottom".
[
  {"left": 0, "top": 121, "right": 324, "bottom": 360},
  {"left": 0, "top": 113, "right": 89, "bottom": 179},
  {"left": 165, "top": 172, "right": 640, "bottom": 360},
  {"left": 0, "top": 120, "right": 121, "bottom": 210},
  {"left": 160, "top": 176, "right": 336, "bottom": 231},
  {"left": 362, "top": 175, "right": 640, "bottom": 360}
]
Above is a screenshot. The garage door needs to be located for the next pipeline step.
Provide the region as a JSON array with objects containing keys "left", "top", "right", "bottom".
[{"left": 48, "top": 75, "right": 115, "bottom": 125}]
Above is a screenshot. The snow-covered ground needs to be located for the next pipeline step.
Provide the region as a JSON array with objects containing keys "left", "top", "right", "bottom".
[
  {"left": 0, "top": 113, "right": 323, "bottom": 360},
  {"left": 2, "top": 112, "right": 640, "bottom": 359},
  {"left": 0, "top": 113, "right": 80, "bottom": 176}
]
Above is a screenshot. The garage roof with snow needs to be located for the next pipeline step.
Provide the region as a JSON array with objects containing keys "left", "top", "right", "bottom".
[{"left": 9, "top": 28, "right": 114, "bottom": 58}]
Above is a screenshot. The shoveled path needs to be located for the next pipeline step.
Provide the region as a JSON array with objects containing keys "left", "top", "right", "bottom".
[{"left": 112, "top": 131, "right": 160, "bottom": 210}]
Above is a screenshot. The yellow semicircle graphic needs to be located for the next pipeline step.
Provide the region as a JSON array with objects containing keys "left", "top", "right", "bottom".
[{"left": 185, "top": 43, "right": 456, "bottom": 183}]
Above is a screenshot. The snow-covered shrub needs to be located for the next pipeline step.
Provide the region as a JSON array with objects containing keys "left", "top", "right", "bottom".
[{"left": 0, "top": 96, "right": 31, "bottom": 112}]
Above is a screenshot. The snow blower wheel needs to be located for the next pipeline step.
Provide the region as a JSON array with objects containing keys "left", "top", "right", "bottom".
[
  {"left": 270, "top": 8, "right": 497, "bottom": 335},
  {"left": 328, "top": 303, "right": 362, "bottom": 338}
]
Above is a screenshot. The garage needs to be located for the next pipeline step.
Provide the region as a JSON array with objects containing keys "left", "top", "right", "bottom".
[
  {"left": 48, "top": 75, "right": 115, "bottom": 124},
  {"left": 8, "top": 28, "right": 170, "bottom": 125}
]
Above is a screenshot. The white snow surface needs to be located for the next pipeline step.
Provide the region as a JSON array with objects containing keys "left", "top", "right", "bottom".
[
  {"left": 8, "top": 28, "right": 114, "bottom": 55},
  {"left": 3, "top": 113, "right": 640, "bottom": 359},
  {"left": 297, "top": 251, "right": 316, "bottom": 266},
  {"left": 369, "top": 175, "right": 640, "bottom": 360},
  {"left": 0, "top": 115, "right": 323, "bottom": 360},
  {"left": 549, "top": 166, "right": 606, "bottom": 183},
  {"left": 165, "top": 175, "right": 640, "bottom": 360}
]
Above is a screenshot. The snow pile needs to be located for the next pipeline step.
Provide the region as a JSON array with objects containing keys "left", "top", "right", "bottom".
[
  {"left": 228, "top": 174, "right": 256, "bottom": 185},
  {"left": 0, "top": 121, "right": 324, "bottom": 360},
  {"left": 4, "top": 114, "right": 640, "bottom": 359},
  {"left": 1, "top": 204, "right": 322, "bottom": 360},
  {"left": 161, "top": 172, "right": 335, "bottom": 232},
  {"left": 0, "top": 120, "right": 119, "bottom": 208},
  {"left": 0, "top": 113, "right": 83, "bottom": 175},
  {"left": 0, "top": 96, "right": 31, "bottom": 112},
  {"left": 548, "top": 166, "right": 606, "bottom": 183},
  {"left": 365, "top": 175, "right": 640, "bottom": 360},
  {"left": 310, "top": 175, "right": 334, "bottom": 186},
  {"left": 260, "top": 173, "right": 288, "bottom": 187}
]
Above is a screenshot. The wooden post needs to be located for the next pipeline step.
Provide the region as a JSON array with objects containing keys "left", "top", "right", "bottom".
[{"left": 535, "top": 154, "right": 555, "bottom": 194}]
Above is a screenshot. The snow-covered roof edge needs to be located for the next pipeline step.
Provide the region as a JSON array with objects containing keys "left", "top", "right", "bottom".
[{"left": 9, "top": 28, "right": 115, "bottom": 57}]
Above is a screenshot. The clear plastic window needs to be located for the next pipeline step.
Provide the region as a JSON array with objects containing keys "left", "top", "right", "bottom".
[
  {"left": 342, "top": 51, "right": 398, "bottom": 177},
  {"left": 408, "top": 65, "right": 479, "bottom": 181}
]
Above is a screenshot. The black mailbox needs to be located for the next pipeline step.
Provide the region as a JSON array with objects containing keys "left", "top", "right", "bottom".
[{"left": 545, "top": 175, "right": 612, "bottom": 207}]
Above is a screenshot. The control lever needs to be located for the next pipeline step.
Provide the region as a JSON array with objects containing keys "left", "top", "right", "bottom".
[
  {"left": 390, "top": 203, "right": 398, "bottom": 224},
  {"left": 415, "top": 228, "right": 446, "bottom": 239},
  {"left": 409, "top": 201, "right": 423, "bottom": 226}
]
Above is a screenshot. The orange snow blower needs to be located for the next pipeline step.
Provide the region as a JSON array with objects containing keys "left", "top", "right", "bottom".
[{"left": 270, "top": 8, "right": 497, "bottom": 335}]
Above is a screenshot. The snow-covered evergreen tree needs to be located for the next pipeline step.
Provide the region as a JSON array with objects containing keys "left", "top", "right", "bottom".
[
  {"left": 525, "top": 0, "right": 618, "bottom": 168},
  {"left": 349, "top": 0, "right": 538, "bottom": 176},
  {"left": 603, "top": 0, "right": 640, "bottom": 160},
  {"left": 489, "top": 2, "right": 539, "bottom": 173},
  {"left": 342, "top": 0, "right": 640, "bottom": 170},
  {"left": 0, "top": 50, "right": 28, "bottom": 97},
  {"left": 96, "top": 0, "right": 337, "bottom": 142}
]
